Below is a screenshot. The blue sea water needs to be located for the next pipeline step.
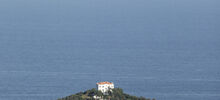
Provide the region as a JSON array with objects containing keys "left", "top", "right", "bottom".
[{"left": 0, "top": 0, "right": 220, "bottom": 100}]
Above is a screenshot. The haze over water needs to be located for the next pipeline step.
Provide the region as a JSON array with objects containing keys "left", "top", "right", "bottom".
[{"left": 0, "top": 0, "right": 220, "bottom": 100}]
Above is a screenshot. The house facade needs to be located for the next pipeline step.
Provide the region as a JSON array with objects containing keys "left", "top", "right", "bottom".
[{"left": 96, "top": 81, "right": 114, "bottom": 93}]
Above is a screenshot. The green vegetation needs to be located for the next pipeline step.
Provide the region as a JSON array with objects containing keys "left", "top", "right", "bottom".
[{"left": 58, "top": 88, "right": 155, "bottom": 100}]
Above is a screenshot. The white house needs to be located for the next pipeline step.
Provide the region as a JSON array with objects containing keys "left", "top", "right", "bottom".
[{"left": 96, "top": 81, "right": 114, "bottom": 94}]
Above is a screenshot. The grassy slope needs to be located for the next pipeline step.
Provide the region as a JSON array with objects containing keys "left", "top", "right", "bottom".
[{"left": 58, "top": 88, "right": 155, "bottom": 100}]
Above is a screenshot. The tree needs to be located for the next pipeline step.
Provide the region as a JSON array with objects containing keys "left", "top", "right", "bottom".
[{"left": 58, "top": 88, "right": 153, "bottom": 100}]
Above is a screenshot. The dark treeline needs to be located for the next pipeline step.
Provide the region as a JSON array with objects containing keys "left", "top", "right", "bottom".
[{"left": 58, "top": 88, "right": 155, "bottom": 100}]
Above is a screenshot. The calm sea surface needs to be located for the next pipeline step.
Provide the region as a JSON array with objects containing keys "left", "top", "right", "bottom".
[{"left": 0, "top": 0, "right": 220, "bottom": 100}]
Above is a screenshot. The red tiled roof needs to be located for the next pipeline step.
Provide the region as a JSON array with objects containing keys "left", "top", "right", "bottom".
[{"left": 97, "top": 81, "right": 113, "bottom": 85}]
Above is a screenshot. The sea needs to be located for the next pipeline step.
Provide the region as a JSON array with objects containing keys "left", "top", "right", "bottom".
[{"left": 0, "top": 0, "right": 219, "bottom": 100}]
